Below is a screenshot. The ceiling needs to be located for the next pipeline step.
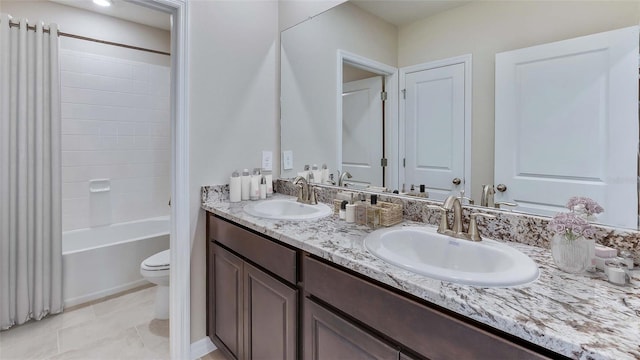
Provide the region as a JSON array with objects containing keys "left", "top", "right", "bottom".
[
  {"left": 50, "top": 0, "right": 170, "bottom": 30},
  {"left": 351, "top": 0, "right": 472, "bottom": 27}
]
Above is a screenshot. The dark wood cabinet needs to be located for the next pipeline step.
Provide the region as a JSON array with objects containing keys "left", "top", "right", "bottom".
[
  {"left": 211, "top": 243, "right": 244, "bottom": 359},
  {"left": 244, "top": 262, "right": 297, "bottom": 360},
  {"left": 304, "top": 298, "right": 399, "bottom": 360},
  {"left": 206, "top": 213, "right": 560, "bottom": 360},
  {"left": 208, "top": 216, "right": 298, "bottom": 360}
]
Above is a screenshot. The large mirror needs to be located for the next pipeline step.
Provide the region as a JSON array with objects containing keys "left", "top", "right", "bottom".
[{"left": 280, "top": 0, "right": 640, "bottom": 229}]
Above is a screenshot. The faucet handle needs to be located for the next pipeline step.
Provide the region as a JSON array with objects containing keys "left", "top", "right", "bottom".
[
  {"left": 495, "top": 201, "right": 518, "bottom": 210},
  {"left": 427, "top": 204, "right": 449, "bottom": 234},
  {"left": 308, "top": 185, "right": 318, "bottom": 205},
  {"left": 458, "top": 196, "right": 474, "bottom": 205},
  {"left": 468, "top": 212, "right": 496, "bottom": 241}
]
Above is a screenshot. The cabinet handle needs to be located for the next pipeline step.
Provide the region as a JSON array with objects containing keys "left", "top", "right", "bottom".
[
  {"left": 496, "top": 184, "right": 507, "bottom": 192},
  {"left": 452, "top": 178, "right": 461, "bottom": 185}
]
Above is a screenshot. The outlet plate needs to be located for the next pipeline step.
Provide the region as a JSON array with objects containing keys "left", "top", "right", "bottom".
[
  {"left": 262, "top": 151, "right": 273, "bottom": 171},
  {"left": 283, "top": 150, "right": 293, "bottom": 170}
]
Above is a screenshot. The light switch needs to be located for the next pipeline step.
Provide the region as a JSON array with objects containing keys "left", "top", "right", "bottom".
[
  {"left": 262, "top": 151, "right": 273, "bottom": 171},
  {"left": 283, "top": 150, "right": 293, "bottom": 170}
]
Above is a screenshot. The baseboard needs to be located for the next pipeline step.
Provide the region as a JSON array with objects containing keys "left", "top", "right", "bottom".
[
  {"left": 64, "top": 279, "right": 149, "bottom": 308},
  {"left": 190, "top": 337, "right": 217, "bottom": 360}
]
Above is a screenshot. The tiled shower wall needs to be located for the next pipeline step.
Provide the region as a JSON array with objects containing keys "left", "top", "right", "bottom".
[{"left": 61, "top": 50, "right": 170, "bottom": 231}]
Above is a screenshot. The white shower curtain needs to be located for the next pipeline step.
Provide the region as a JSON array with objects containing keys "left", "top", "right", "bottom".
[{"left": 0, "top": 14, "right": 63, "bottom": 330}]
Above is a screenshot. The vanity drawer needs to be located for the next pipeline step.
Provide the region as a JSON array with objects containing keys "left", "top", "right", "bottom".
[
  {"left": 303, "top": 255, "right": 549, "bottom": 360},
  {"left": 210, "top": 215, "right": 297, "bottom": 285}
]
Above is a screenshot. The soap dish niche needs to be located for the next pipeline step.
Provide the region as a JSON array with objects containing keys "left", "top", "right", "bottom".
[{"left": 89, "top": 179, "right": 111, "bottom": 193}]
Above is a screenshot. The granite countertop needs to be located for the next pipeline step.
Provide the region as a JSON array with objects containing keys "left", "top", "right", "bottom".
[{"left": 202, "top": 194, "right": 640, "bottom": 360}]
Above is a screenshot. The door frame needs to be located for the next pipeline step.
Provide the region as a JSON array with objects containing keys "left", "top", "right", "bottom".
[
  {"left": 336, "top": 50, "right": 399, "bottom": 190},
  {"left": 129, "top": 0, "right": 190, "bottom": 359},
  {"left": 399, "top": 54, "right": 472, "bottom": 197}
]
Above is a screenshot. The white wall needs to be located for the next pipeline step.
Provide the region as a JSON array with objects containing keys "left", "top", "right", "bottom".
[
  {"left": 398, "top": 1, "right": 640, "bottom": 202},
  {"left": 60, "top": 50, "right": 170, "bottom": 231},
  {"left": 1, "top": 0, "right": 170, "bottom": 66},
  {"left": 278, "top": 0, "right": 347, "bottom": 32},
  {"left": 188, "top": 0, "right": 279, "bottom": 341},
  {"left": 280, "top": 2, "right": 397, "bottom": 178}
]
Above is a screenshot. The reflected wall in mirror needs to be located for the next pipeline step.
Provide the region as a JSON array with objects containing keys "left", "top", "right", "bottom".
[
  {"left": 281, "top": 1, "right": 397, "bottom": 183},
  {"left": 281, "top": 0, "right": 640, "bottom": 228}
]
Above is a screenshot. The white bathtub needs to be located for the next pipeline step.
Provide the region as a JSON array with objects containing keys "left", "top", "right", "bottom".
[{"left": 62, "top": 216, "right": 170, "bottom": 307}]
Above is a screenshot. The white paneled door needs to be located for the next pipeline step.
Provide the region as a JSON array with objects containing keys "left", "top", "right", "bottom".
[
  {"left": 342, "top": 76, "right": 384, "bottom": 187},
  {"left": 495, "top": 26, "right": 639, "bottom": 228},
  {"left": 404, "top": 63, "right": 466, "bottom": 200}
]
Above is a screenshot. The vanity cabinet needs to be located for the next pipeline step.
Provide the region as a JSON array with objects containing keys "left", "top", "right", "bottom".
[
  {"left": 304, "top": 297, "right": 400, "bottom": 359},
  {"left": 206, "top": 212, "right": 562, "bottom": 360},
  {"left": 208, "top": 215, "right": 298, "bottom": 360},
  {"left": 303, "top": 255, "right": 551, "bottom": 360}
]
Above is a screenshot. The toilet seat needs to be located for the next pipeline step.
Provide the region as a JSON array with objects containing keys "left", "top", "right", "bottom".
[{"left": 141, "top": 249, "right": 170, "bottom": 271}]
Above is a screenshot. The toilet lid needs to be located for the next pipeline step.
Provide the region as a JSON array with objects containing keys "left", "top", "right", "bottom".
[{"left": 143, "top": 249, "right": 170, "bottom": 268}]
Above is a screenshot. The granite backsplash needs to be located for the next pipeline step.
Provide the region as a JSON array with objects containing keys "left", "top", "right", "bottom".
[{"left": 201, "top": 179, "right": 639, "bottom": 264}]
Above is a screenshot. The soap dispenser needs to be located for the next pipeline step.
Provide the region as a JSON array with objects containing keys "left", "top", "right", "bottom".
[
  {"left": 250, "top": 168, "right": 261, "bottom": 201},
  {"left": 241, "top": 169, "right": 251, "bottom": 201},
  {"left": 229, "top": 170, "right": 241, "bottom": 203}
]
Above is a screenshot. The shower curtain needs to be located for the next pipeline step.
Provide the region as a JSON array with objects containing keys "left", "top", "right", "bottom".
[{"left": 0, "top": 14, "right": 63, "bottom": 330}]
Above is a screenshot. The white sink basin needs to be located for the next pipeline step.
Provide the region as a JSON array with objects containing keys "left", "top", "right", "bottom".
[
  {"left": 364, "top": 226, "right": 539, "bottom": 287},
  {"left": 243, "top": 198, "right": 332, "bottom": 220}
]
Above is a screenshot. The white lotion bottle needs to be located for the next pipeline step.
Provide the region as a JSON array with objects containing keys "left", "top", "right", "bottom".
[
  {"left": 263, "top": 170, "right": 273, "bottom": 197},
  {"left": 250, "top": 168, "right": 261, "bottom": 201},
  {"left": 229, "top": 170, "right": 241, "bottom": 203},
  {"left": 241, "top": 169, "right": 251, "bottom": 201},
  {"left": 259, "top": 176, "right": 267, "bottom": 199}
]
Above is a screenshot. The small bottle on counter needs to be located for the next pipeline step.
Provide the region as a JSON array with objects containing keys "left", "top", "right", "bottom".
[
  {"left": 259, "top": 176, "right": 267, "bottom": 200},
  {"left": 339, "top": 200, "right": 348, "bottom": 220},
  {"left": 367, "top": 194, "right": 381, "bottom": 229},
  {"left": 419, "top": 184, "right": 428, "bottom": 198},
  {"left": 250, "top": 168, "right": 261, "bottom": 201},
  {"left": 355, "top": 193, "right": 368, "bottom": 225},
  {"left": 229, "top": 170, "right": 241, "bottom": 203},
  {"left": 346, "top": 194, "right": 356, "bottom": 223},
  {"left": 262, "top": 170, "right": 273, "bottom": 197},
  {"left": 241, "top": 169, "right": 251, "bottom": 201}
]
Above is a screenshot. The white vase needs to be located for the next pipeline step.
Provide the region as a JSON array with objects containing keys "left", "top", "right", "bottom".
[{"left": 550, "top": 234, "right": 594, "bottom": 273}]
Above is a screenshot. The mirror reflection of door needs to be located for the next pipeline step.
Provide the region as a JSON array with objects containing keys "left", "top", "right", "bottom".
[
  {"left": 403, "top": 60, "right": 467, "bottom": 201},
  {"left": 495, "top": 25, "right": 638, "bottom": 229},
  {"left": 342, "top": 64, "right": 384, "bottom": 187}
]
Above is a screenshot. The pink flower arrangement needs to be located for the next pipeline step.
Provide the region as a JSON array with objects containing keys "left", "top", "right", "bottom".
[
  {"left": 547, "top": 212, "right": 596, "bottom": 240},
  {"left": 566, "top": 196, "right": 604, "bottom": 216}
]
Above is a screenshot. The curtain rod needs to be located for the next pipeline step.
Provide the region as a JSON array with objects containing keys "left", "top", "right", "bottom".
[{"left": 7, "top": 21, "right": 170, "bottom": 56}]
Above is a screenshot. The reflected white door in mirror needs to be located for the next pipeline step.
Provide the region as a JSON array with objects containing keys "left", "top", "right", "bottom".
[
  {"left": 400, "top": 55, "right": 472, "bottom": 201},
  {"left": 342, "top": 75, "right": 384, "bottom": 187},
  {"left": 495, "top": 25, "right": 639, "bottom": 229}
]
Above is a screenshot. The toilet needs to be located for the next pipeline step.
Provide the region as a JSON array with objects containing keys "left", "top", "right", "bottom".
[{"left": 140, "top": 249, "right": 170, "bottom": 320}]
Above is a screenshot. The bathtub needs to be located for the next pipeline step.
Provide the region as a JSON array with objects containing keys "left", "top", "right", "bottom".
[{"left": 62, "top": 216, "right": 170, "bottom": 307}]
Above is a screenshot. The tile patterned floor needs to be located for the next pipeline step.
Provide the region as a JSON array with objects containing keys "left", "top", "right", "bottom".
[{"left": 0, "top": 286, "right": 171, "bottom": 360}]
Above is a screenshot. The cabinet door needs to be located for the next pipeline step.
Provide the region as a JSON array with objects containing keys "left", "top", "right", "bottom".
[
  {"left": 212, "top": 244, "right": 244, "bottom": 359},
  {"left": 304, "top": 298, "right": 398, "bottom": 360},
  {"left": 244, "top": 263, "right": 298, "bottom": 360}
]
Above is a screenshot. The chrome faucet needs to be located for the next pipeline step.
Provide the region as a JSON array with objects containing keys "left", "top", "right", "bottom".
[
  {"left": 429, "top": 195, "right": 495, "bottom": 241},
  {"left": 480, "top": 184, "right": 494, "bottom": 207},
  {"left": 442, "top": 195, "right": 464, "bottom": 235},
  {"left": 337, "top": 171, "right": 352, "bottom": 187},
  {"left": 293, "top": 176, "right": 317, "bottom": 205}
]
